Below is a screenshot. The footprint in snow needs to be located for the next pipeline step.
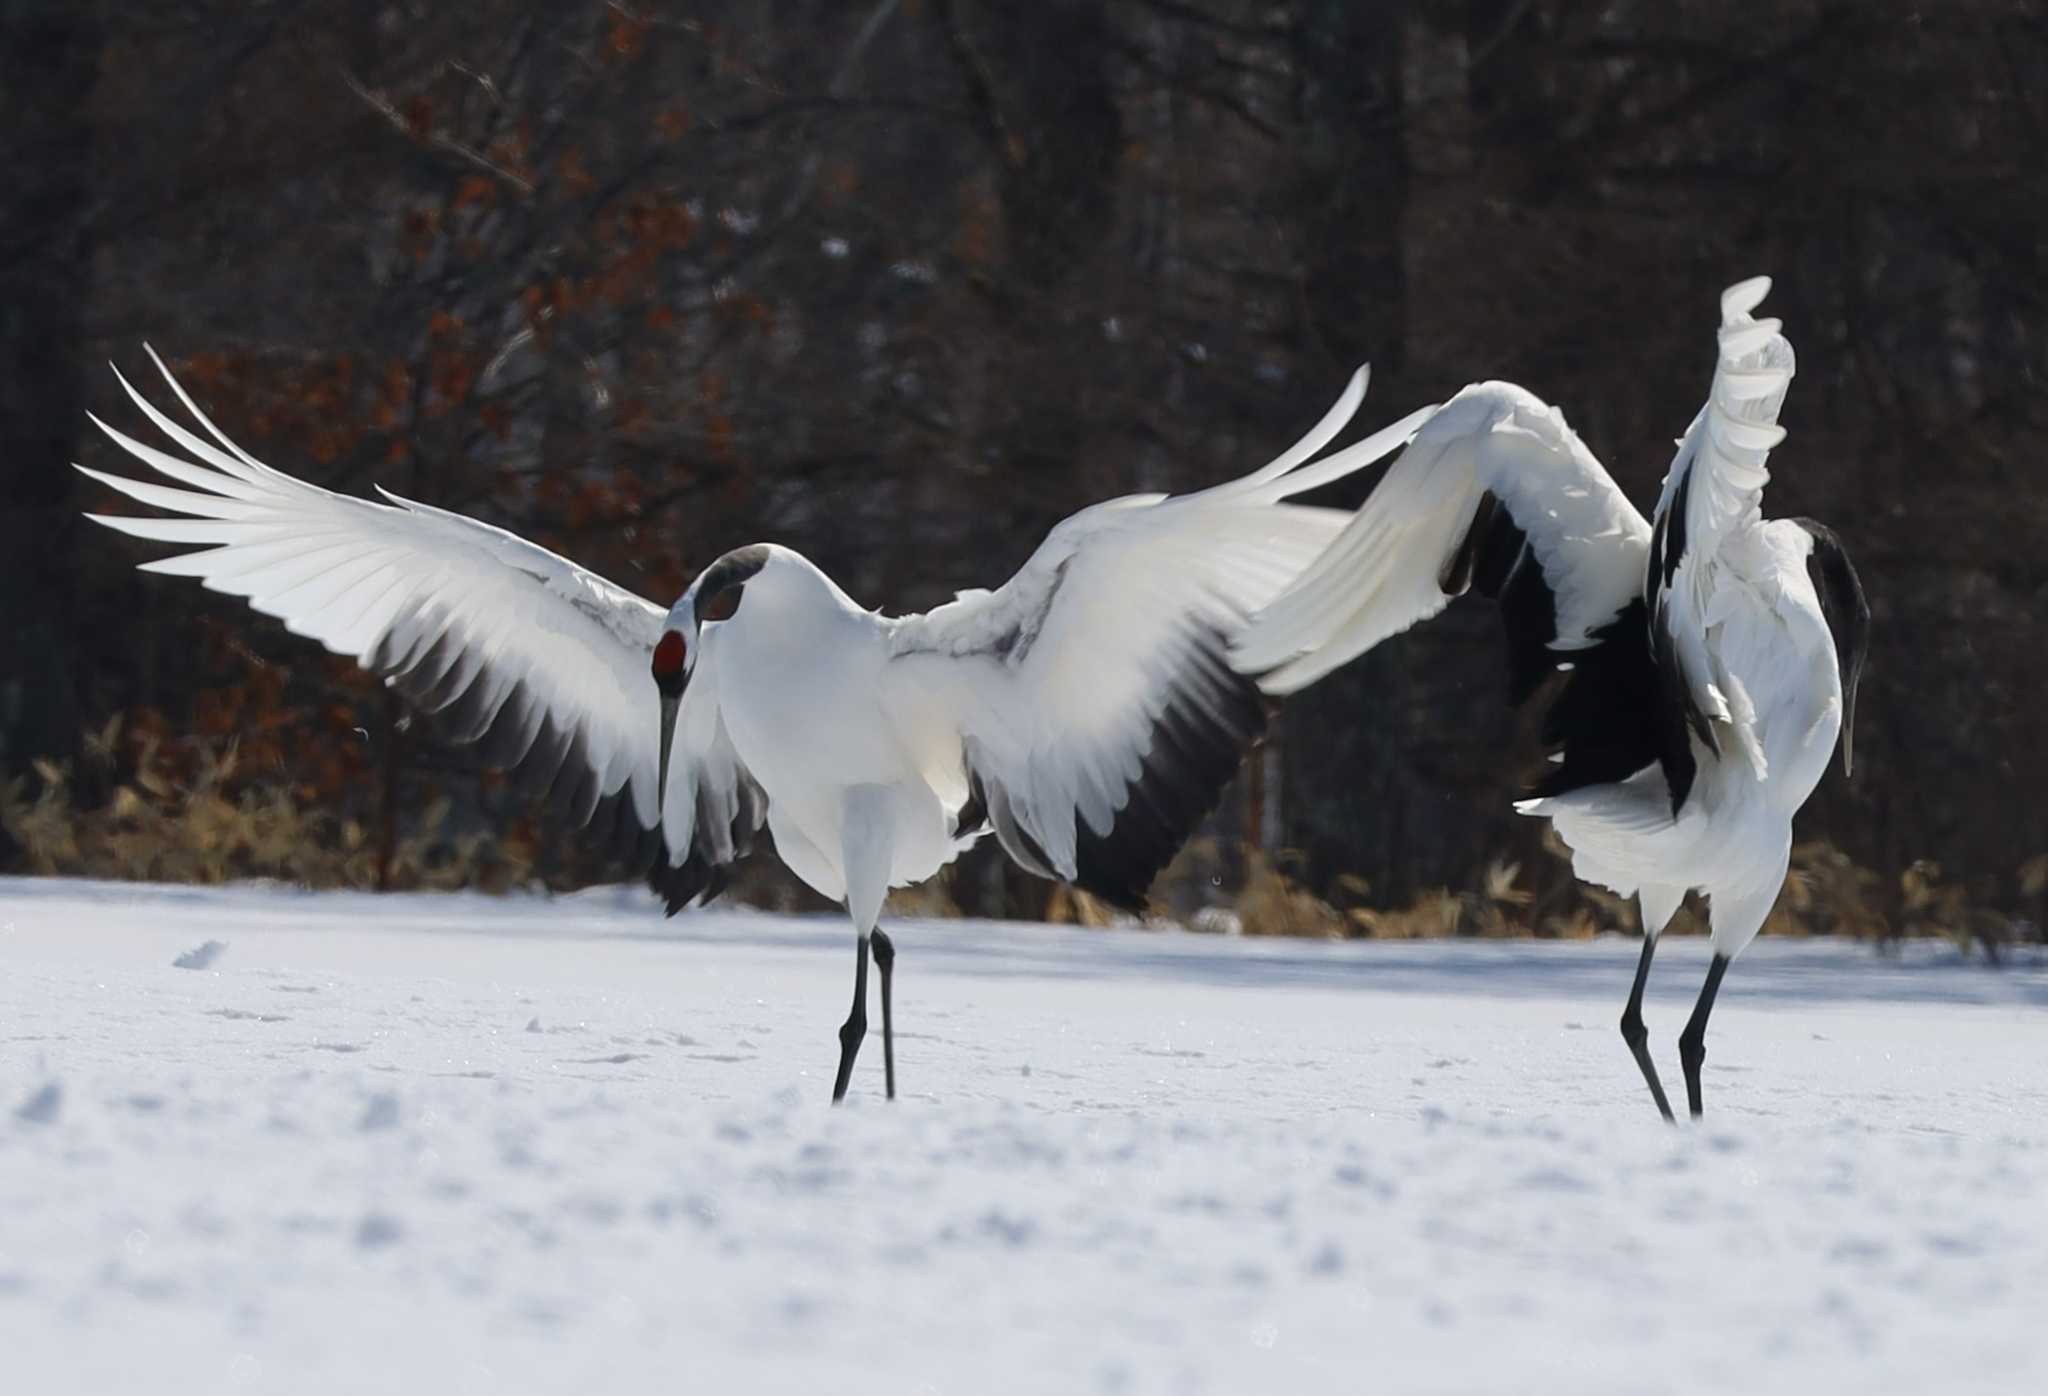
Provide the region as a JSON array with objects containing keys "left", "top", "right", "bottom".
[
  {"left": 1515, "top": 1167, "right": 1595, "bottom": 1194},
  {"left": 15, "top": 1082, "right": 62, "bottom": 1124},
  {"left": 355, "top": 1213, "right": 404, "bottom": 1249},
  {"left": 209, "top": 1009, "right": 289, "bottom": 1023}
]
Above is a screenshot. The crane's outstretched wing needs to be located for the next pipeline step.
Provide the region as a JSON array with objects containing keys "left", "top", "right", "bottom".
[
  {"left": 883, "top": 371, "right": 1435, "bottom": 909},
  {"left": 1645, "top": 276, "right": 1798, "bottom": 811},
  {"left": 78, "top": 349, "right": 750, "bottom": 900},
  {"left": 1235, "top": 380, "right": 1657, "bottom": 796}
]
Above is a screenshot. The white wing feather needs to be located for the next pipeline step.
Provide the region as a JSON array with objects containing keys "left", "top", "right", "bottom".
[
  {"left": 1650, "top": 275, "right": 1795, "bottom": 571},
  {"left": 1648, "top": 277, "right": 1798, "bottom": 753},
  {"left": 79, "top": 350, "right": 668, "bottom": 835},
  {"left": 1236, "top": 380, "right": 1652, "bottom": 694},
  {"left": 881, "top": 371, "right": 1427, "bottom": 895}
]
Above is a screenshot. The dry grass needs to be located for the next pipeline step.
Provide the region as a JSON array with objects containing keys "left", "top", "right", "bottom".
[
  {"left": 7, "top": 721, "right": 2037, "bottom": 951},
  {"left": 1151, "top": 821, "right": 2036, "bottom": 952},
  {"left": 3, "top": 719, "right": 532, "bottom": 893}
]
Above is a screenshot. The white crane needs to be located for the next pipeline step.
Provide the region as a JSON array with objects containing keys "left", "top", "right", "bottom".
[
  {"left": 79, "top": 350, "right": 1432, "bottom": 1102},
  {"left": 1237, "top": 277, "right": 1870, "bottom": 1120}
]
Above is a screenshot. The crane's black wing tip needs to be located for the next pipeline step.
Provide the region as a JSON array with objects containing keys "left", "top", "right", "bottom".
[
  {"left": 1069, "top": 635, "right": 1269, "bottom": 913},
  {"left": 648, "top": 854, "right": 730, "bottom": 917}
]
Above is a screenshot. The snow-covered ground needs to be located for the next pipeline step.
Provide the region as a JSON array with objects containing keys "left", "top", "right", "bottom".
[{"left": 3, "top": 877, "right": 2045, "bottom": 1395}]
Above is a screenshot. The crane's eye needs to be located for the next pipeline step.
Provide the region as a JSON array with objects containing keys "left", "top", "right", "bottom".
[
  {"left": 700, "top": 587, "right": 741, "bottom": 623},
  {"left": 651, "top": 630, "right": 687, "bottom": 680}
]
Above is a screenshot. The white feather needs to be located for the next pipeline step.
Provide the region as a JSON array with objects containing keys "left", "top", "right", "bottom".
[{"left": 79, "top": 360, "right": 669, "bottom": 835}]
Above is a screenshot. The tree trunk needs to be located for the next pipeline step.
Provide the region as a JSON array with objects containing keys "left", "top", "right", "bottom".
[
  {"left": 1281, "top": 2, "right": 1456, "bottom": 906},
  {"left": 0, "top": 1, "right": 99, "bottom": 863}
]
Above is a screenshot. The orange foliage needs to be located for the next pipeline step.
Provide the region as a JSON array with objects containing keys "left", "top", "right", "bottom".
[
  {"left": 181, "top": 352, "right": 230, "bottom": 388},
  {"left": 607, "top": 5, "right": 650, "bottom": 60},
  {"left": 956, "top": 187, "right": 1000, "bottom": 267},
  {"left": 558, "top": 146, "right": 596, "bottom": 196},
  {"left": 626, "top": 199, "right": 695, "bottom": 250},
  {"left": 400, "top": 207, "right": 440, "bottom": 263},
  {"left": 705, "top": 412, "right": 735, "bottom": 461},
  {"left": 382, "top": 360, "right": 413, "bottom": 410},
  {"left": 648, "top": 554, "right": 690, "bottom": 600},
  {"left": 486, "top": 135, "right": 533, "bottom": 185},
  {"left": 427, "top": 348, "right": 477, "bottom": 416}
]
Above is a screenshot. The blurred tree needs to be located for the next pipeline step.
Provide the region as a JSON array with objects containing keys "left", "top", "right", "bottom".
[
  {"left": 7, "top": 0, "right": 2041, "bottom": 928},
  {"left": 0, "top": 0, "right": 100, "bottom": 860}
]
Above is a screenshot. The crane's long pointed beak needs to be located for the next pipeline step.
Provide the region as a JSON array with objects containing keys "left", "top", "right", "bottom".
[{"left": 657, "top": 690, "right": 682, "bottom": 804}]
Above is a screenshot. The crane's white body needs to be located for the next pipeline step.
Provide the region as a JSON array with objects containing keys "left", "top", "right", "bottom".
[
  {"left": 1533, "top": 517, "right": 1844, "bottom": 956},
  {"left": 658, "top": 384, "right": 1439, "bottom": 935},
  {"left": 666, "top": 555, "right": 968, "bottom": 933},
  {"left": 1239, "top": 277, "right": 1856, "bottom": 962}
]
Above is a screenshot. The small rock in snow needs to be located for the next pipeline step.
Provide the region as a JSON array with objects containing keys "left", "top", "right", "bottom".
[
  {"left": 173, "top": 940, "right": 227, "bottom": 970},
  {"left": 526, "top": 1017, "right": 544, "bottom": 1033}
]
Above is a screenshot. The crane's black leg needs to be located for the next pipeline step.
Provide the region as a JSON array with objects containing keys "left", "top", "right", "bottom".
[
  {"left": 871, "top": 928, "right": 897, "bottom": 1101},
  {"left": 1678, "top": 953, "right": 1730, "bottom": 1120},
  {"left": 1621, "top": 933, "right": 1676, "bottom": 1123},
  {"left": 831, "top": 935, "right": 870, "bottom": 1104}
]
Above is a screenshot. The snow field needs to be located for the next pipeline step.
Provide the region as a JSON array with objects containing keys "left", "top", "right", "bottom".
[{"left": 2, "top": 878, "right": 2045, "bottom": 1394}]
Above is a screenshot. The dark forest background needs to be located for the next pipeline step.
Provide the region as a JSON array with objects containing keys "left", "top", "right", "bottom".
[{"left": 2, "top": 0, "right": 2042, "bottom": 940}]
